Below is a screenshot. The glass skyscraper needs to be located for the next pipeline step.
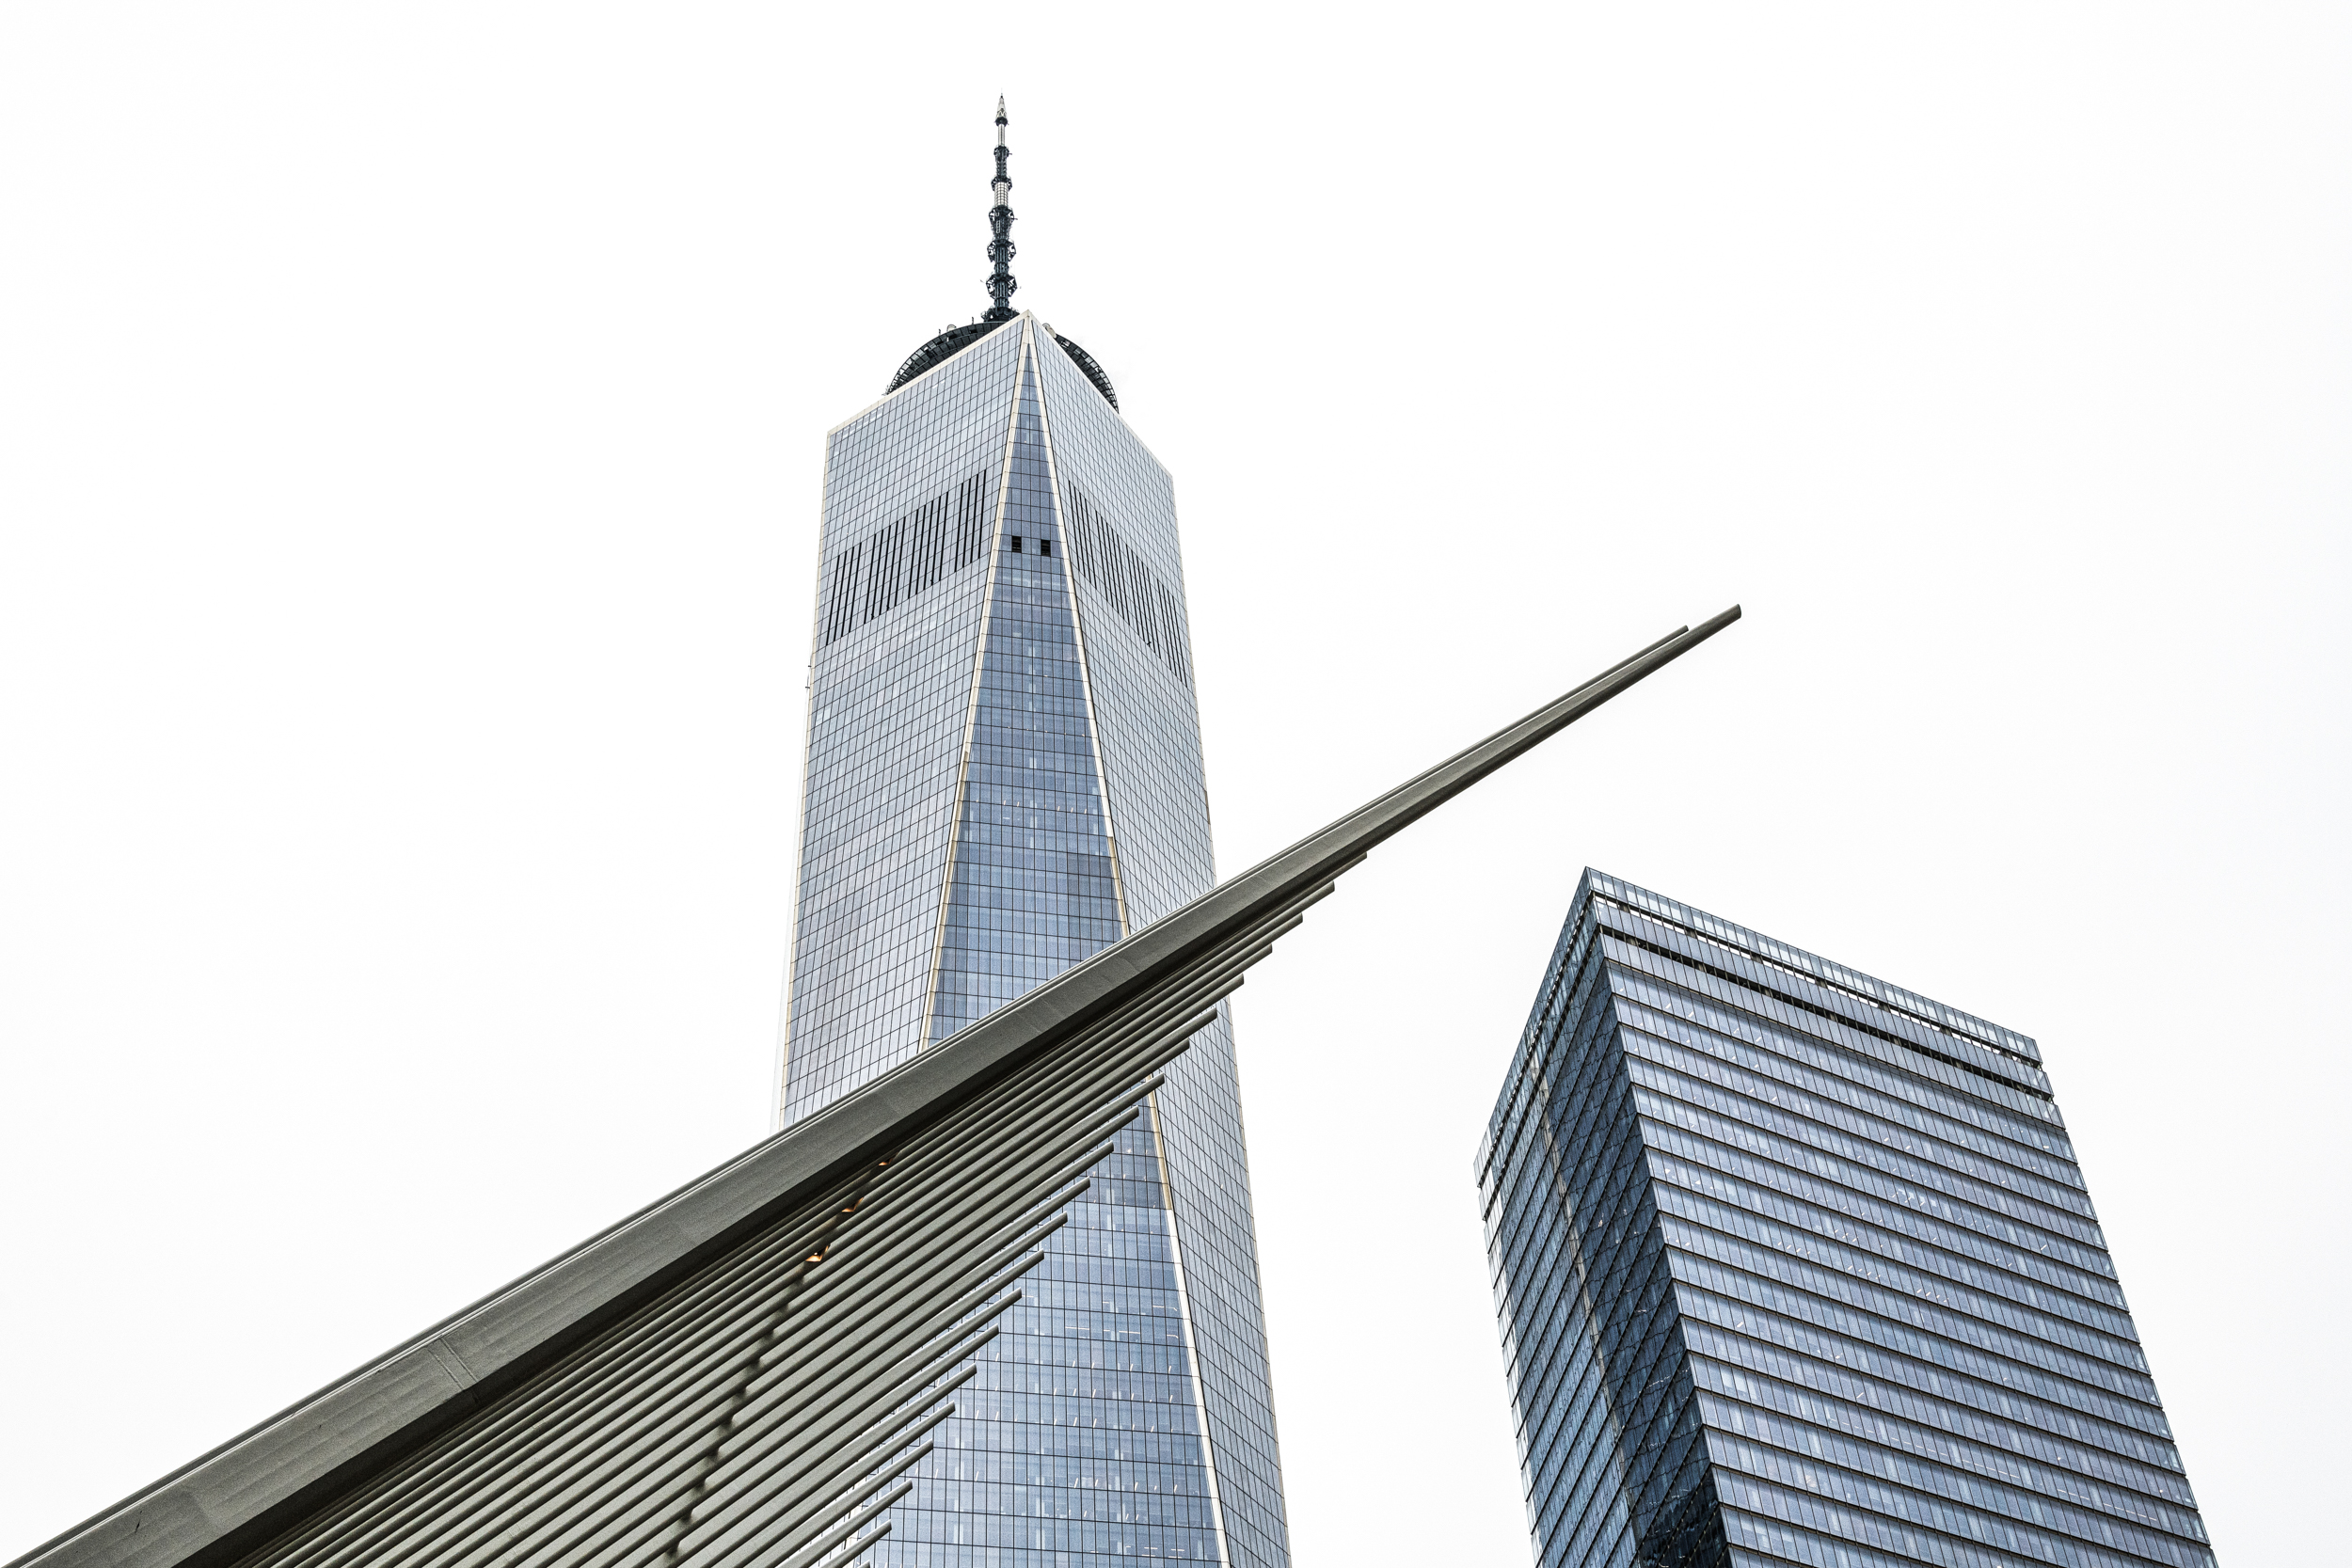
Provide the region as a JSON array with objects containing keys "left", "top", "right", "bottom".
[
  {"left": 776, "top": 106, "right": 1287, "bottom": 1568},
  {"left": 1477, "top": 870, "right": 2212, "bottom": 1568}
]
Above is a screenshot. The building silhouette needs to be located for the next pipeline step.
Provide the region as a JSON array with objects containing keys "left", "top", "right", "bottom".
[
  {"left": 1477, "top": 871, "right": 2213, "bottom": 1568},
  {"left": 777, "top": 103, "right": 1281, "bottom": 1567}
]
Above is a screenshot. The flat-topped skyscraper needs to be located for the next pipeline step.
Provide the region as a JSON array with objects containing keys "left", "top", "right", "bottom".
[
  {"left": 778, "top": 103, "right": 1289, "bottom": 1568},
  {"left": 1477, "top": 871, "right": 2212, "bottom": 1568}
]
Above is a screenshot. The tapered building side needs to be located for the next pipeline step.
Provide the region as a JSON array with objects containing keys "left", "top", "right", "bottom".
[
  {"left": 1477, "top": 871, "right": 2212, "bottom": 1568},
  {"left": 778, "top": 106, "right": 1287, "bottom": 1568}
]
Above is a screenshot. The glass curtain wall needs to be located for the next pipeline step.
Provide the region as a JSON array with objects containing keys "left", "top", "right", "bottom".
[
  {"left": 781, "top": 317, "right": 1290, "bottom": 1568},
  {"left": 1477, "top": 871, "right": 2213, "bottom": 1568}
]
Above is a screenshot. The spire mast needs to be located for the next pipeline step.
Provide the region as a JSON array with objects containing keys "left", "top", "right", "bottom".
[{"left": 983, "top": 97, "right": 1017, "bottom": 322}]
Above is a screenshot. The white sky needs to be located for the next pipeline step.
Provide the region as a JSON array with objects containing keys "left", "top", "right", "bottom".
[{"left": 1, "top": 5, "right": 2344, "bottom": 1563}]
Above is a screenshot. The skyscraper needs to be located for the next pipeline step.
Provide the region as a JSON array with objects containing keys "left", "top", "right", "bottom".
[
  {"left": 776, "top": 104, "right": 1288, "bottom": 1567},
  {"left": 1477, "top": 871, "right": 2212, "bottom": 1568}
]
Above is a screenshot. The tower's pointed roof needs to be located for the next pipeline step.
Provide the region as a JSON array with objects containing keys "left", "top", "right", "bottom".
[{"left": 885, "top": 102, "right": 1119, "bottom": 407}]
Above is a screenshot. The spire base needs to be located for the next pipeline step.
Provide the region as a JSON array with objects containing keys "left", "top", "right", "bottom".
[{"left": 880, "top": 101, "right": 1118, "bottom": 409}]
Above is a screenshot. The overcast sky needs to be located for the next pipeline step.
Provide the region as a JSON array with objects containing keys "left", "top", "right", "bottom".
[{"left": 1, "top": 5, "right": 2344, "bottom": 1564}]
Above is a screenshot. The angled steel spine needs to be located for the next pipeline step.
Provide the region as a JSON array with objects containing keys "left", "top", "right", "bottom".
[{"left": 8, "top": 608, "right": 1739, "bottom": 1568}]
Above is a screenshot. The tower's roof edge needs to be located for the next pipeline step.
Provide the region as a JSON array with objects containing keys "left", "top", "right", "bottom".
[{"left": 883, "top": 316, "right": 1119, "bottom": 409}]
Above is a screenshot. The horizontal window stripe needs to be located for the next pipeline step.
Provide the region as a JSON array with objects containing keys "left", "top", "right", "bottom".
[
  {"left": 1700, "top": 1394, "right": 2208, "bottom": 1551},
  {"left": 1682, "top": 1340, "right": 2191, "bottom": 1501},
  {"left": 1607, "top": 951, "right": 2065, "bottom": 1131},
  {"left": 1688, "top": 1364, "right": 2202, "bottom": 1534},
  {"left": 1710, "top": 1433, "right": 2208, "bottom": 1568},
  {"left": 1675, "top": 1280, "right": 2171, "bottom": 1439},
  {"left": 1630, "top": 1070, "right": 2108, "bottom": 1252},
  {"left": 1656, "top": 1188, "right": 2146, "bottom": 1377},
  {"left": 1650, "top": 1150, "right": 2136, "bottom": 1327},
  {"left": 1611, "top": 990, "right": 2082, "bottom": 1185}
]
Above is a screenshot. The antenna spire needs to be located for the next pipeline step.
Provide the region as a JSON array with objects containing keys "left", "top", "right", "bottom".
[{"left": 983, "top": 98, "right": 1017, "bottom": 323}]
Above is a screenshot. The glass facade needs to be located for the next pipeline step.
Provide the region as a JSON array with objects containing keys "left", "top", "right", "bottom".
[
  {"left": 1476, "top": 871, "right": 2211, "bottom": 1568},
  {"left": 781, "top": 315, "right": 1289, "bottom": 1568}
]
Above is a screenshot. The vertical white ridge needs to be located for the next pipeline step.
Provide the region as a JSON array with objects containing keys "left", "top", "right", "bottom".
[
  {"left": 1027, "top": 318, "right": 1134, "bottom": 938},
  {"left": 915, "top": 325, "right": 1027, "bottom": 1049},
  {"left": 1036, "top": 321, "right": 1239, "bottom": 1568},
  {"left": 1149, "top": 1087, "right": 1237, "bottom": 1568}
]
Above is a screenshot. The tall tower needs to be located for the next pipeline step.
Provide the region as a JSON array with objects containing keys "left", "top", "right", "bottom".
[
  {"left": 779, "top": 104, "right": 1290, "bottom": 1568},
  {"left": 1478, "top": 871, "right": 2214, "bottom": 1568}
]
